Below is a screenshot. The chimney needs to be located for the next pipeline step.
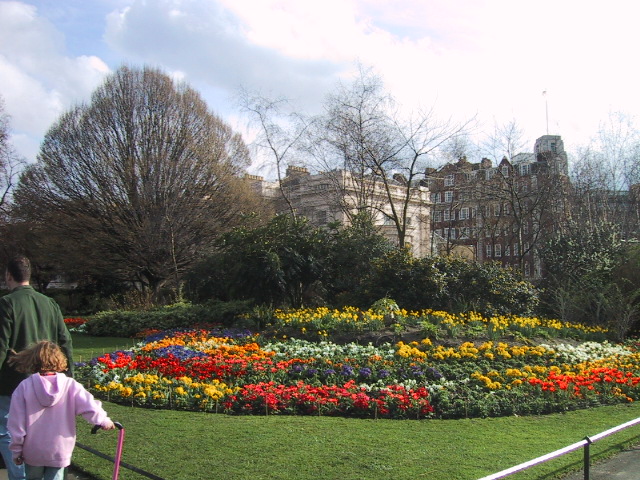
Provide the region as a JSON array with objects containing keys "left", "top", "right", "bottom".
[{"left": 286, "top": 165, "right": 310, "bottom": 177}]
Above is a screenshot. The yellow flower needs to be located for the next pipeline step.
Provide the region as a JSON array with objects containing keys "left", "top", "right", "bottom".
[{"left": 120, "top": 387, "right": 133, "bottom": 397}]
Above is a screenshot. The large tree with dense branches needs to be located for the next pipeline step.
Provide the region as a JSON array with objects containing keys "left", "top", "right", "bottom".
[{"left": 13, "top": 65, "right": 259, "bottom": 296}]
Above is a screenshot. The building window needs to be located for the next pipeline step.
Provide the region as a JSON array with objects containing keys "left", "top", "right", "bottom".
[
  {"left": 523, "top": 222, "right": 529, "bottom": 234},
  {"left": 494, "top": 204, "right": 501, "bottom": 216},
  {"left": 445, "top": 191, "right": 454, "bottom": 203},
  {"left": 520, "top": 164, "right": 530, "bottom": 176},
  {"left": 430, "top": 192, "right": 440, "bottom": 203},
  {"left": 433, "top": 211, "right": 442, "bottom": 222},
  {"left": 444, "top": 227, "right": 450, "bottom": 239},
  {"left": 505, "top": 245, "right": 510, "bottom": 257},
  {"left": 450, "top": 228, "right": 457, "bottom": 239},
  {"left": 383, "top": 216, "right": 394, "bottom": 226},
  {"left": 524, "top": 262, "right": 531, "bottom": 276},
  {"left": 460, "top": 207, "right": 469, "bottom": 220},
  {"left": 503, "top": 204, "right": 510, "bottom": 215},
  {"left": 486, "top": 244, "right": 492, "bottom": 257},
  {"left": 495, "top": 244, "right": 502, "bottom": 257},
  {"left": 443, "top": 210, "right": 451, "bottom": 222},
  {"left": 445, "top": 175, "right": 454, "bottom": 186},
  {"left": 514, "top": 243, "right": 519, "bottom": 256},
  {"left": 460, "top": 227, "right": 469, "bottom": 239},
  {"left": 501, "top": 166, "right": 509, "bottom": 177}
]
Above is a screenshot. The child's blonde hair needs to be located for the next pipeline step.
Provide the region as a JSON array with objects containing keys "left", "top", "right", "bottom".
[{"left": 8, "top": 340, "right": 68, "bottom": 374}]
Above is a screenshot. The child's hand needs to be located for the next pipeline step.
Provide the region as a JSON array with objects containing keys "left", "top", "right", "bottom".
[
  {"left": 14, "top": 455, "right": 23, "bottom": 465},
  {"left": 101, "top": 420, "right": 116, "bottom": 430}
]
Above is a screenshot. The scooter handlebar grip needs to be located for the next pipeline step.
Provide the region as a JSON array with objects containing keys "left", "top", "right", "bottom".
[{"left": 91, "top": 421, "right": 123, "bottom": 434}]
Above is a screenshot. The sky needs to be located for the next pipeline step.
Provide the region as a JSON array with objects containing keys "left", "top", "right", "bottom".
[{"left": 1, "top": 0, "right": 640, "bottom": 173}]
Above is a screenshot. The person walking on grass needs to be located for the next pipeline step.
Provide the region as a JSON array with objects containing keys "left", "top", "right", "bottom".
[
  {"left": 0, "top": 255, "right": 74, "bottom": 480},
  {"left": 8, "top": 341, "right": 115, "bottom": 480}
]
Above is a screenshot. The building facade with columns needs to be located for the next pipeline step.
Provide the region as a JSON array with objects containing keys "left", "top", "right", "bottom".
[{"left": 246, "top": 166, "right": 433, "bottom": 257}]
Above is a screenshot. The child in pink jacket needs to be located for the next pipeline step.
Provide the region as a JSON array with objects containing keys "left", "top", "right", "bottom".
[{"left": 7, "top": 341, "right": 115, "bottom": 480}]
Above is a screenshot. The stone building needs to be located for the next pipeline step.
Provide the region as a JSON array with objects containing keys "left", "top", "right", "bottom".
[
  {"left": 245, "top": 135, "right": 574, "bottom": 276},
  {"left": 246, "top": 166, "right": 433, "bottom": 257}
]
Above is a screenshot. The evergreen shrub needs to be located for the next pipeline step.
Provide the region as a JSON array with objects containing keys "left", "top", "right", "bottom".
[{"left": 85, "top": 299, "right": 253, "bottom": 337}]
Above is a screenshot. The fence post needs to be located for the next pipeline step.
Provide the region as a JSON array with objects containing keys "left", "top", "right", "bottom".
[{"left": 583, "top": 436, "right": 593, "bottom": 480}]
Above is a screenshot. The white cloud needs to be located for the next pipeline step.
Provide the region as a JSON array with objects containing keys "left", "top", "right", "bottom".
[
  {"left": 2, "top": 0, "right": 640, "bottom": 164},
  {"left": 0, "top": 1, "right": 110, "bottom": 160}
]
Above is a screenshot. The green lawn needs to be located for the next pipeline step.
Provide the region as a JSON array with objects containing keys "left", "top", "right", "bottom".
[
  {"left": 72, "top": 333, "right": 138, "bottom": 363},
  {"left": 69, "top": 334, "right": 640, "bottom": 480}
]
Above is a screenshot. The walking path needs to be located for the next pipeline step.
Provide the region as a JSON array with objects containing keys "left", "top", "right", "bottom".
[{"left": 560, "top": 443, "right": 640, "bottom": 479}]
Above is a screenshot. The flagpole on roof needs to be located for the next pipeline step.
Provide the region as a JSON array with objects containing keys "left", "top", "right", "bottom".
[{"left": 542, "top": 89, "right": 548, "bottom": 135}]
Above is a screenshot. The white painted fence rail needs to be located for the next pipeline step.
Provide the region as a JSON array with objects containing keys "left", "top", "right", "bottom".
[{"left": 477, "top": 416, "right": 640, "bottom": 480}]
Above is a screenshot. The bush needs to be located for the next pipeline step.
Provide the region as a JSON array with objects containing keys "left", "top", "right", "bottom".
[
  {"left": 357, "top": 253, "right": 538, "bottom": 316},
  {"left": 85, "top": 299, "right": 253, "bottom": 337}
]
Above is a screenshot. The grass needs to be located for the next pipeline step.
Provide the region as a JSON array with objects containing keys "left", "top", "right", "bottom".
[
  {"left": 72, "top": 333, "right": 138, "bottom": 363},
  {"left": 69, "top": 335, "right": 640, "bottom": 480}
]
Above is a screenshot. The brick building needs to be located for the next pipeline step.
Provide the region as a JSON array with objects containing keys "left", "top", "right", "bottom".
[
  {"left": 246, "top": 135, "right": 572, "bottom": 277},
  {"left": 426, "top": 135, "right": 570, "bottom": 278}
]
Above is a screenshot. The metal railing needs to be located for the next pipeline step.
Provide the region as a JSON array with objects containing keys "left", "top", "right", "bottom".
[{"left": 477, "top": 416, "right": 640, "bottom": 480}]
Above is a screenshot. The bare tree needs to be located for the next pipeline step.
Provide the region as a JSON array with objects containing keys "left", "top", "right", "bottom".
[
  {"left": 428, "top": 120, "right": 569, "bottom": 276},
  {"left": 310, "top": 66, "right": 474, "bottom": 248},
  {"left": 13, "top": 65, "right": 255, "bottom": 297},
  {"left": 570, "top": 112, "right": 640, "bottom": 239},
  {"left": 237, "top": 88, "right": 313, "bottom": 216},
  {"left": 0, "top": 96, "right": 25, "bottom": 220},
  {"left": 481, "top": 118, "right": 530, "bottom": 165}
]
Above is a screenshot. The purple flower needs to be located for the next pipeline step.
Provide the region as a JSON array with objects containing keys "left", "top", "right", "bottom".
[
  {"left": 340, "top": 365, "right": 354, "bottom": 376},
  {"left": 155, "top": 345, "right": 204, "bottom": 361},
  {"left": 359, "top": 367, "right": 372, "bottom": 377},
  {"left": 290, "top": 364, "right": 304, "bottom": 374}
]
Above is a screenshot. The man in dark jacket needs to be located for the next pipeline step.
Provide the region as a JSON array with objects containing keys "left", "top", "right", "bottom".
[{"left": 0, "top": 255, "right": 73, "bottom": 480}]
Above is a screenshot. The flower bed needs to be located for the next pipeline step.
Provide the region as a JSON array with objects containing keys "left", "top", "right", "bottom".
[
  {"left": 78, "top": 319, "right": 640, "bottom": 420},
  {"left": 64, "top": 317, "right": 87, "bottom": 332},
  {"left": 267, "top": 307, "right": 609, "bottom": 341}
]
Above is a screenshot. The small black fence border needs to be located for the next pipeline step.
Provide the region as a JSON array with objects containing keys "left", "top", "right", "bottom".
[
  {"left": 477, "top": 416, "right": 640, "bottom": 480},
  {"left": 74, "top": 442, "right": 166, "bottom": 480}
]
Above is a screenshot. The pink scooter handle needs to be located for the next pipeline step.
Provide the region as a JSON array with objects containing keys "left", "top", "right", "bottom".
[{"left": 91, "top": 422, "right": 125, "bottom": 480}]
